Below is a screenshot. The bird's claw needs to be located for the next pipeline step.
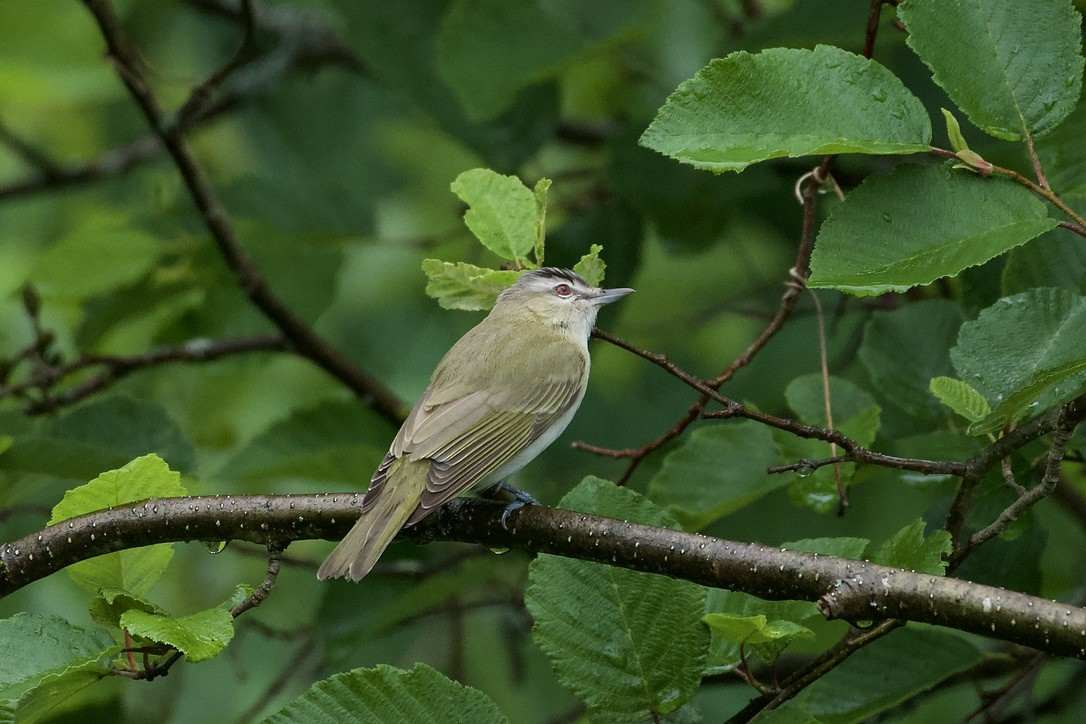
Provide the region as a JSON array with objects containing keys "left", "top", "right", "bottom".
[{"left": 490, "top": 482, "right": 540, "bottom": 529}]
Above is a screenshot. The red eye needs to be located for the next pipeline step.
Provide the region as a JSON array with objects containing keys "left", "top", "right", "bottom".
[{"left": 554, "top": 283, "right": 573, "bottom": 297}]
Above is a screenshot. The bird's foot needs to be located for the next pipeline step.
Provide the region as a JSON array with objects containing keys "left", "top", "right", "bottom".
[{"left": 484, "top": 481, "right": 540, "bottom": 529}]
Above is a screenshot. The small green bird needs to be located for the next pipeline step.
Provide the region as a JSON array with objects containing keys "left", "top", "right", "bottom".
[{"left": 318, "top": 268, "right": 634, "bottom": 581}]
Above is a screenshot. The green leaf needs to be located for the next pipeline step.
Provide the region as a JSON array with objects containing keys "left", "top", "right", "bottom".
[
  {"left": 1002, "top": 196, "right": 1086, "bottom": 294},
  {"left": 702, "top": 614, "right": 813, "bottom": 647},
  {"left": 858, "top": 300, "right": 968, "bottom": 420},
  {"left": 703, "top": 588, "right": 821, "bottom": 675},
  {"left": 703, "top": 614, "right": 814, "bottom": 668},
  {"left": 870, "top": 519, "right": 952, "bottom": 575},
  {"left": 929, "top": 377, "right": 991, "bottom": 424},
  {"left": 88, "top": 589, "right": 164, "bottom": 630},
  {"left": 809, "top": 165, "right": 1059, "bottom": 296},
  {"left": 572, "top": 243, "right": 606, "bottom": 287},
  {"left": 647, "top": 420, "right": 784, "bottom": 530},
  {"left": 940, "top": 108, "right": 970, "bottom": 153},
  {"left": 215, "top": 399, "right": 388, "bottom": 485},
  {"left": 0, "top": 396, "right": 196, "bottom": 481},
  {"left": 28, "top": 225, "right": 159, "bottom": 300},
  {"left": 786, "top": 628, "right": 983, "bottom": 723},
  {"left": 899, "top": 0, "right": 1085, "bottom": 140},
  {"left": 951, "top": 288, "right": 1086, "bottom": 433},
  {"left": 0, "top": 613, "right": 120, "bottom": 723},
  {"left": 0, "top": 614, "right": 117, "bottom": 695},
  {"left": 119, "top": 587, "right": 248, "bottom": 663},
  {"left": 48, "top": 454, "right": 186, "bottom": 595},
  {"left": 262, "top": 663, "right": 508, "bottom": 724},
  {"left": 784, "top": 375, "right": 876, "bottom": 427},
  {"left": 435, "top": 0, "right": 582, "bottom": 120},
  {"left": 640, "top": 45, "right": 930, "bottom": 172},
  {"left": 701, "top": 538, "right": 862, "bottom": 675},
  {"left": 526, "top": 477, "right": 708, "bottom": 722},
  {"left": 421, "top": 260, "right": 521, "bottom": 311},
  {"left": 449, "top": 168, "right": 542, "bottom": 263},
  {"left": 777, "top": 377, "right": 881, "bottom": 514}
]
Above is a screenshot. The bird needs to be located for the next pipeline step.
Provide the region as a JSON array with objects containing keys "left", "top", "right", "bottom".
[{"left": 317, "top": 267, "right": 634, "bottom": 581}]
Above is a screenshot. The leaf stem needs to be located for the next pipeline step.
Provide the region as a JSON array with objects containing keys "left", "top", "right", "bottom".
[{"left": 930, "top": 146, "right": 1086, "bottom": 229}]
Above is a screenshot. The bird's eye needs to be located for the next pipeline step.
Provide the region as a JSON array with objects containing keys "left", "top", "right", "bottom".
[{"left": 554, "top": 283, "right": 573, "bottom": 298}]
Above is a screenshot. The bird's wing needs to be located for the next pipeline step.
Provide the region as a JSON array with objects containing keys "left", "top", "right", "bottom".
[
  {"left": 382, "top": 329, "right": 587, "bottom": 524},
  {"left": 405, "top": 373, "right": 584, "bottom": 523}
]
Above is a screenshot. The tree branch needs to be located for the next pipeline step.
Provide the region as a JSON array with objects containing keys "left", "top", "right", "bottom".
[
  {"left": 0, "top": 333, "right": 288, "bottom": 414},
  {"left": 79, "top": 0, "right": 405, "bottom": 426},
  {"left": 3, "top": 495, "right": 1085, "bottom": 658}
]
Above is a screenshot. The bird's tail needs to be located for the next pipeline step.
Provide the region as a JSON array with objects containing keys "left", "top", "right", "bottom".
[{"left": 317, "top": 461, "right": 428, "bottom": 581}]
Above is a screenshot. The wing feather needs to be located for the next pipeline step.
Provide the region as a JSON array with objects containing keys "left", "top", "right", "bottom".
[{"left": 383, "top": 328, "right": 587, "bottom": 527}]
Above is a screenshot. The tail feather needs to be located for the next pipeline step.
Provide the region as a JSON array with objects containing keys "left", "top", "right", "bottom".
[{"left": 317, "top": 462, "right": 428, "bottom": 581}]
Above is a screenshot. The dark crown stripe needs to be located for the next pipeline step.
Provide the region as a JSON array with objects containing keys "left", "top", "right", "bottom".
[{"left": 524, "top": 267, "right": 586, "bottom": 286}]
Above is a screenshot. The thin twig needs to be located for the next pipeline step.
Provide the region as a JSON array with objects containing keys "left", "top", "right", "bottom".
[
  {"left": 231, "top": 541, "right": 285, "bottom": 618},
  {"left": 1025, "top": 134, "right": 1050, "bottom": 191},
  {"left": 0, "top": 334, "right": 287, "bottom": 415},
  {"left": 949, "top": 413, "right": 1075, "bottom": 569},
  {"left": 930, "top": 146, "right": 1086, "bottom": 229},
  {"left": 0, "top": 118, "right": 63, "bottom": 176},
  {"left": 175, "top": 0, "right": 258, "bottom": 126},
  {"left": 577, "top": 155, "right": 832, "bottom": 483}
]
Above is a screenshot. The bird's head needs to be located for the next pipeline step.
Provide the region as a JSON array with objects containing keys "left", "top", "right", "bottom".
[{"left": 495, "top": 267, "right": 634, "bottom": 338}]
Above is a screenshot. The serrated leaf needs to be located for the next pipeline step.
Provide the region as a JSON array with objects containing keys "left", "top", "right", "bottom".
[
  {"left": 701, "top": 538, "right": 858, "bottom": 675},
  {"left": 647, "top": 420, "right": 784, "bottom": 530},
  {"left": 929, "top": 377, "right": 991, "bottom": 424},
  {"left": 870, "top": 519, "right": 951, "bottom": 575},
  {"left": 450, "top": 168, "right": 540, "bottom": 263},
  {"left": 263, "top": 663, "right": 507, "bottom": 724},
  {"left": 119, "top": 587, "right": 247, "bottom": 664},
  {"left": 858, "top": 300, "right": 968, "bottom": 420},
  {"left": 702, "top": 614, "right": 814, "bottom": 646},
  {"left": 48, "top": 454, "right": 186, "bottom": 595},
  {"left": 572, "top": 243, "right": 605, "bottom": 287},
  {"left": 640, "top": 45, "right": 930, "bottom": 172},
  {"left": 88, "top": 589, "right": 164, "bottom": 630},
  {"left": 809, "top": 165, "right": 1058, "bottom": 296},
  {"left": 0, "top": 614, "right": 120, "bottom": 722},
  {"left": 899, "top": 0, "right": 1084, "bottom": 141},
  {"left": 951, "top": 288, "right": 1086, "bottom": 433},
  {"left": 526, "top": 477, "right": 708, "bottom": 722},
  {"left": 0, "top": 614, "right": 117, "bottom": 694},
  {"left": 703, "top": 614, "right": 814, "bottom": 667},
  {"left": 704, "top": 587, "right": 821, "bottom": 675},
  {"left": 421, "top": 259, "right": 521, "bottom": 311}
]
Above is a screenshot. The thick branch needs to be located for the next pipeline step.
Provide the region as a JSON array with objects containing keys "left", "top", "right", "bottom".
[
  {"left": 80, "top": 0, "right": 405, "bottom": 426},
  {"left": 2, "top": 495, "right": 1084, "bottom": 658}
]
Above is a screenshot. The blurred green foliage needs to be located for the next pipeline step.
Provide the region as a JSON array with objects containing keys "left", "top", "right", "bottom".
[{"left": 1, "top": 0, "right": 1086, "bottom": 722}]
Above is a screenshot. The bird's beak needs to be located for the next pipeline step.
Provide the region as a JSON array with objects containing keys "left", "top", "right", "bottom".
[{"left": 591, "top": 286, "right": 635, "bottom": 305}]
